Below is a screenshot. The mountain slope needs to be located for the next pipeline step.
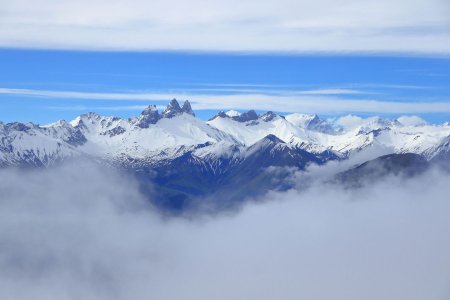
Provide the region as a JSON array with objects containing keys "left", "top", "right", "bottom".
[{"left": 334, "top": 153, "right": 430, "bottom": 188}]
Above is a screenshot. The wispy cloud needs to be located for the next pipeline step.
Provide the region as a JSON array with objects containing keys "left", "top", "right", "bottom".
[
  {"left": 166, "top": 88, "right": 366, "bottom": 95},
  {"left": 46, "top": 105, "right": 155, "bottom": 112},
  {"left": 2, "top": 87, "right": 450, "bottom": 114},
  {"left": 0, "top": 88, "right": 166, "bottom": 101},
  {"left": 296, "top": 89, "right": 364, "bottom": 95},
  {"left": 350, "top": 83, "right": 432, "bottom": 90},
  {"left": 0, "top": 0, "right": 449, "bottom": 53}
]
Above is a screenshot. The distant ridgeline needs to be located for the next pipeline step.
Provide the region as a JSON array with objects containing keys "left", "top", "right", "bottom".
[{"left": 1, "top": 99, "right": 449, "bottom": 212}]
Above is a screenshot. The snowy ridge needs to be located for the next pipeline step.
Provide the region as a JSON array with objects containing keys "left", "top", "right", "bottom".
[{"left": 1, "top": 99, "right": 450, "bottom": 169}]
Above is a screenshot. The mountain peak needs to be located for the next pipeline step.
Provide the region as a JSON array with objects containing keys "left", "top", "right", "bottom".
[
  {"left": 42, "top": 119, "right": 72, "bottom": 129},
  {"left": 225, "top": 110, "right": 241, "bottom": 117},
  {"left": 248, "top": 134, "right": 287, "bottom": 150},
  {"left": 80, "top": 112, "right": 100, "bottom": 119},
  {"left": 261, "top": 134, "right": 285, "bottom": 144},
  {"left": 181, "top": 100, "right": 195, "bottom": 116},
  {"left": 232, "top": 110, "right": 258, "bottom": 122},
  {"left": 285, "top": 113, "right": 336, "bottom": 134},
  {"left": 141, "top": 105, "right": 158, "bottom": 115},
  {"left": 162, "top": 99, "right": 194, "bottom": 118},
  {"left": 136, "top": 105, "right": 160, "bottom": 128},
  {"left": 208, "top": 111, "right": 229, "bottom": 121},
  {"left": 161, "top": 99, "right": 182, "bottom": 118},
  {"left": 259, "top": 111, "right": 278, "bottom": 122},
  {"left": 169, "top": 98, "right": 181, "bottom": 109},
  {"left": 6, "top": 122, "right": 35, "bottom": 132},
  {"left": 244, "top": 134, "right": 293, "bottom": 160}
]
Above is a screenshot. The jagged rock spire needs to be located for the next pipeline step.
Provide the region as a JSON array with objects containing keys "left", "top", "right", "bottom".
[
  {"left": 133, "top": 99, "right": 196, "bottom": 127},
  {"left": 181, "top": 100, "right": 195, "bottom": 116},
  {"left": 162, "top": 99, "right": 195, "bottom": 118},
  {"left": 168, "top": 98, "right": 182, "bottom": 110}
]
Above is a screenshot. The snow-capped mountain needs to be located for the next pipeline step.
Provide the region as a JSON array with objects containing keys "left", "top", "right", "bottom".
[{"left": 1, "top": 99, "right": 449, "bottom": 210}]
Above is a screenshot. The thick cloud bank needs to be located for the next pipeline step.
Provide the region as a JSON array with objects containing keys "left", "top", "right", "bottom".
[
  {"left": 2, "top": 0, "right": 450, "bottom": 53},
  {"left": 1, "top": 162, "right": 450, "bottom": 300}
]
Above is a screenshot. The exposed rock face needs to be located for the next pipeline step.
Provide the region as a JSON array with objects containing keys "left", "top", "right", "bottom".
[
  {"left": 260, "top": 111, "right": 278, "bottom": 122},
  {"left": 181, "top": 100, "right": 195, "bottom": 116},
  {"left": 232, "top": 110, "right": 258, "bottom": 122},
  {"left": 161, "top": 99, "right": 195, "bottom": 118},
  {"left": 136, "top": 105, "right": 160, "bottom": 128}
]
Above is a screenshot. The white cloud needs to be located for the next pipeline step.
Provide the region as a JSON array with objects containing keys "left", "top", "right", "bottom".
[
  {"left": 335, "top": 114, "right": 365, "bottom": 128},
  {"left": 2, "top": 87, "right": 450, "bottom": 115},
  {"left": 397, "top": 115, "right": 428, "bottom": 126},
  {"left": 296, "top": 89, "right": 364, "bottom": 95},
  {"left": 1, "top": 161, "right": 450, "bottom": 299},
  {"left": 46, "top": 105, "right": 153, "bottom": 111},
  {"left": 0, "top": 0, "right": 449, "bottom": 53}
]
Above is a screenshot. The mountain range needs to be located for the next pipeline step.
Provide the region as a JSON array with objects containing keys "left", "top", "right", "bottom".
[{"left": 1, "top": 99, "right": 449, "bottom": 211}]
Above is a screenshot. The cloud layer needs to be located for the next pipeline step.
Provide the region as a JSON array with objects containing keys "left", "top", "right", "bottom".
[
  {"left": 1, "top": 161, "right": 450, "bottom": 299},
  {"left": 1, "top": 0, "right": 450, "bottom": 53}
]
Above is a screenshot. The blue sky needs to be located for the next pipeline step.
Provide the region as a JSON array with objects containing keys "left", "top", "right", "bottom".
[
  {"left": 1, "top": 50, "right": 450, "bottom": 124},
  {"left": 1, "top": 0, "right": 450, "bottom": 124}
]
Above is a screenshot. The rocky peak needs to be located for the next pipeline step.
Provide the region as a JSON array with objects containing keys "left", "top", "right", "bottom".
[
  {"left": 136, "top": 105, "right": 160, "bottom": 128},
  {"left": 6, "top": 122, "right": 35, "bottom": 132},
  {"left": 208, "top": 111, "right": 229, "bottom": 121},
  {"left": 232, "top": 110, "right": 258, "bottom": 123},
  {"left": 141, "top": 105, "right": 158, "bottom": 115},
  {"left": 259, "top": 111, "right": 278, "bottom": 122},
  {"left": 181, "top": 100, "right": 195, "bottom": 116},
  {"left": 261, "top": 134, "right": 285, "bottom": 144},
  {"left": 162, "top": 99, "right": 194, "bottom": 118}
]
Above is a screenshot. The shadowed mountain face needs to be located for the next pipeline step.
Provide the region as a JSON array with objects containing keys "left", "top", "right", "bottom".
[
  {"left": 133, "top": 134, "right": 336, "bottom": 212},
  {"left": 334, "top": 153, "right": 430, "bottom": 188}
]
